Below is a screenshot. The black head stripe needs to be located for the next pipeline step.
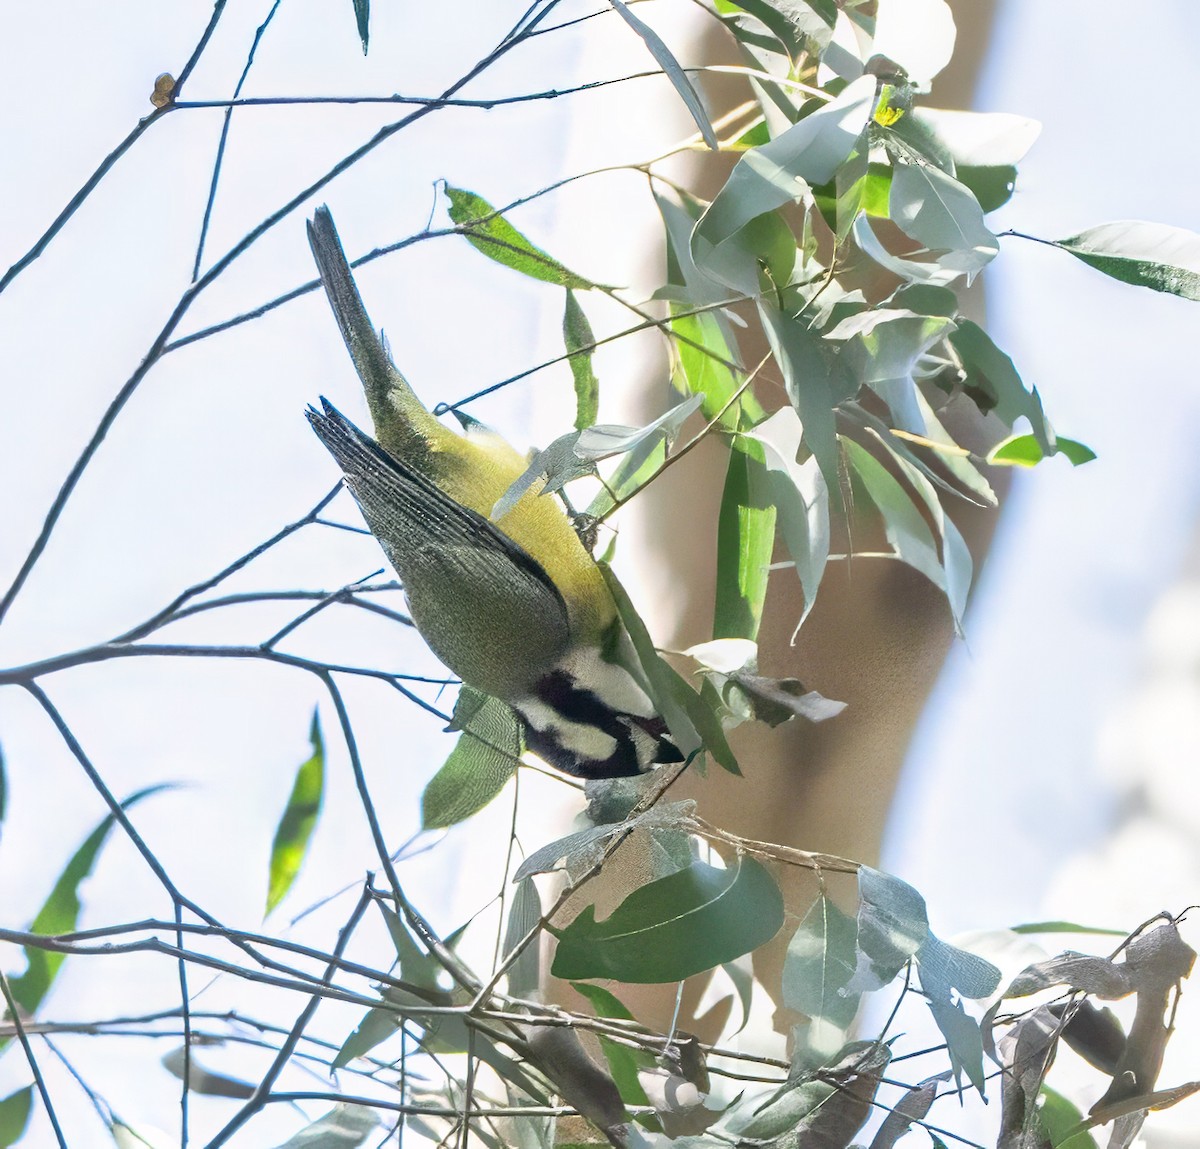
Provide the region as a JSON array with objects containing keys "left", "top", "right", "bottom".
[{"left": 521, "top": 671, "right": 682, "bottom": 779}]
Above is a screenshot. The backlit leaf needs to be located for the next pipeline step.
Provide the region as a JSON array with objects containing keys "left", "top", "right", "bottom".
[
  {"left": 8, "top": 785, "right": 170, "bottom": 1013},
  {"left": 266, "top": 709, "right": 325, "bottom": 915},
  {"left": 421, "top": 689, "right": 519, "bottom": 829},
  {"left": 0, "top": 1086, "right": 32, "bottom": 1148},
  {"left": 714, "top": 442, "right": 776, "bottom": 641},
  {"left": 445, "top": 187, "right": 595, "bottom": 289},
  {"left": 563, "top": 290, "right": 599, "bottom": 430}
]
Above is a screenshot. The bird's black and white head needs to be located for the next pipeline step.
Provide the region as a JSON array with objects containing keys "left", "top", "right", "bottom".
[{"left": 514, "top": 647, "right": 684, "bottom": 779}]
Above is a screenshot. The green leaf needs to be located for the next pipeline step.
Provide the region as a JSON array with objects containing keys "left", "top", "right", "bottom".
[
  {"left": 572, "top": 982, "right": 654, "bottom": 1106},
  {"left": 608, "top": 0, "right": 717, "bottom": 150},
  {"left": 889, "top": 162, "right": 998, "bottom": 277},
  {"left": 899, "top": 108, "right": 1040, "bottom": 212},
  {"left": 503, "top": 877, "right": 543, "bottom": 998},
  {"left": 717, "top": 0, "right": 835, "bottom": 58},
  {"left": 1010, "top": 920, "right": 1127, "bottom": 937},
  {"left": 948, "top": 319, "right": 1052, "bottom": 450},
  {"left": 826, "top": 308, "right": 955, "bottom": 432},
  {"left": 331, "top": 1003, "right": 396, "bottom": 1068},
  {"left": 1038, "top": 1087, "right": 1099, "bottom": 1149},
  {"left": 909, "top": 108, "right": 1041, "bottom": 169},
  {"left": 784, "top": 895, "right": 861, "bottom": 1066},
  {"left": 1057, "top": 220, "right": 1200, "bottom": 300},
  {"left": 274, "top": 1103, "right": 378, "bottom": 1147},
  {"left": 842, "top": 439, "right": 946, "bottom": 603},
  {"left": 377, "top": 903, "right": 444, "bottom": 991},
  {"left": 0, "top": 1086, "right": 32, "bottom": 1148},
  {"left": 758, "top": 299, "right": 849, "bottom": 496},
  {"left": 695, "top": 75, "right": 875, "bottom": 252},
  {"left": 8, "top": 786, "right": 170, "bottom": 1013},
  {"left": 872, "top": 433, "right": 974, "bottom": 634},
  {"left": 563, "top": 290, "right": 599, "bottom": 430},
  {"left": 266, "top": 710, "right": 325, "bottom": 915},
  {"left": 853, "top": 214, "right": 961, "bottom": 285},
  {"left": 988, "top": 433, "right": 1096, "bottom": 468},
  {"left": 352, "top": 0, "right": 369, "bottom": 53},
  {"left": 421, "top": 689, "right": 520, "bottom": 829},
  {"left": 550, "top": 856, "right": 783, "bottom": 983},
  {"left": 956, "top": 165, "right": 1018, "bottom": 213},
  {"left": 658, "top": 659, "right": 740, "bottom": 775},
  {"left": 744, "top": 409, "right": 830, "bottom": 630},
  {"left": 444, "top": 187, "right": 595, "bottom": 289},
  {"left": 714, "top": 441, "right": 777, "bottom": 641}
]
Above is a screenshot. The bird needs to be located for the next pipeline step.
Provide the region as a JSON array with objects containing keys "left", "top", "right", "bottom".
[{"left": 304, "top": 206, "right": 683, "bottom": 779}]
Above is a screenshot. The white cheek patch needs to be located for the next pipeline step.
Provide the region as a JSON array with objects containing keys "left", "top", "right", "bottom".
[
  {"left": 554, "top": 647, "right": 657, "bottom": 718},
  {"left": 517, "top": 698, "right": 620, "bottom": 762}
]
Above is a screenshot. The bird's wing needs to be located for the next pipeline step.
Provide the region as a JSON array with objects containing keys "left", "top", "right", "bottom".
[{"left": 308, "top": 400, "right": 571, "bottom": 696}]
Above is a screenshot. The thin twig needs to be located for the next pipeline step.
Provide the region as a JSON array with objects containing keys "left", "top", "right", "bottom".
[
  {"left": 0, "top": 973, "right": 67, "bottom": 1148},
  {"left": 203, "top": 886, "right": 374, "bottom": 1148}
]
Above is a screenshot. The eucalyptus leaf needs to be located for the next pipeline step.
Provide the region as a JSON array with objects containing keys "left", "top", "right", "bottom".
[
  {"left": 847, "top": 866, "right": 929, "bottom": 994},
  {"left": 600, "top": 563, "right": 706, "bottom": 763},
  {"left": 784, "top": 894, "right": 861, "bottom": 1065},
  {"left": 572, "top": 982, "right": 654, "bottom": 1106},
  {"left": 377, "top": 903, "right": 445, "bottom": 991},
  {"left": 1037, "top": 1087, "right": 1099, "bottom": 1149},
  {"left": 490, "top": 432, "right": 594, "bottom": 522},
  {"left": 910, "top": 108, "right": 1041, "bottom": 168},
  {"left": 873, "top": 433, "right": 973, "bottom": 633},
  {"left": 563, "top": 290, "right": 599, "bottom": 430},
  {"left": 927, "top": 993, "right": 988, "bottom": 1095},
  {"left": 608, "top": 0, "right": 717, "bottom": 149},
  {"left": 868, "top": 1073, "right": 949, "bottom": 1149},
  {"left": 272, "top": 1103, "right": 378, "bottom": 1147},
  {"left": 826, "top": 308, "right": 955, "bottom": 432},
  {"left": 948, "top": 319, "right": 1052, "bottom": 449},
  {"left": 988, "top": 433, "right": 1096, "bottom": 468},
  {"left": 1057, "top": 220, "right": 1200, "bottom": 300},
  {"left": 421, "top": 690, "right": 520, "bottom": 829},
  {"left": 758, "top": 299, "right": 847, "bottom": 495},
  {"left": 8, "top": 785, "right": 171, "bottom": 1013},
  {"left": 744, "top": 408, "right": 830, "bottom": 629},
  {"left": 576, "top": 393, "right": 704, "bottom": 460},
  {"left": 352, "top": 0, "right": 369, "bottom": 52},
  {"left": 714, "top": 441, "right": 777, "bottom": 641},
  {"left": 333, "top": 1006, "right": 399, "bottom": 1070},
  {"left": 889, "top": 161, "right": 998, "bottom": 280},
  {"left": 0, "top": 1086, "right": 32, "bottom": 1148},
  {"left": 551, "top": 857, "right": 783, "bottom": 983},
  {"left": 854, "top": 214, "right": 964, "bottom": 285},
  {"left": 444, "top": 186, "right": 595, "bottom": 289},
  {"left": 515, "top": 823, "right": 620, "bottom": 881},
  {"left": 161, "top": 1047, "right": 255, "bottom": 1098},
  {"left": 266, "top": 709, "right": 325, "bottom": 915},
  {"left": 503, "top": 877, "right": 543, "bottom": 998},
  {"left": 843, "top": 438, "right": 946, "bottom": 599},
  {"left": 694, "top": 74, "right": 876, "bottom": 251}
]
